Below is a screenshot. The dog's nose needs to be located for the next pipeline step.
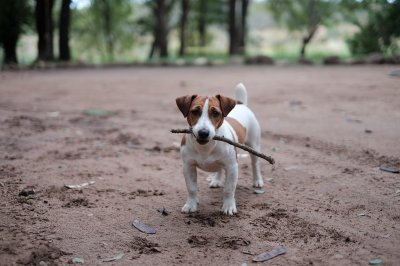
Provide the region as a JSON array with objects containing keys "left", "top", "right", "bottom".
[{"left": 198, "top": 129, "right": 209, "bottom": 139}]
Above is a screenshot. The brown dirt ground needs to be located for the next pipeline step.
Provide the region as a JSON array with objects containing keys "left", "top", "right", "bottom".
[{"left": 0, "top": 66, "right": 399, "bottom": 266}]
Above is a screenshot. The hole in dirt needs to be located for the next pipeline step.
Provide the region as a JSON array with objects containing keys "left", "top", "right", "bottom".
[
  {"left": 62, "top": 197, "right": 93, "bottom": 208},
  {"left": 129, "top": 236, "right": 160, "bottom": 254},
  {"left": 187, "top": 235, "right": 210, "bottom": 247},
  {"left": 251, "top": 207, "right": 355, "bottom": 246},
  {"left": 216, "top": 236, "right": 251, "bottom": 249},
  {"left": 17, "top": 245, "right": 67, "bottom": 266}
]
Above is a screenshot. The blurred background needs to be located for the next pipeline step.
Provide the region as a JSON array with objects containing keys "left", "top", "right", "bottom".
[{"left": 0, "top": 0, "right": 399, "bottom": 67}]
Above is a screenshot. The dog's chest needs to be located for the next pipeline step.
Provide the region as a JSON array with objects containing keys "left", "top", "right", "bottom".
[{"left": 193, "top": 154, "right": 224, "bottom": 172}]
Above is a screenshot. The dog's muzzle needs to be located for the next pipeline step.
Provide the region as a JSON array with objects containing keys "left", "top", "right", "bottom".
[{"left": 196, "top": 129, "right": 210, "bottom": 145}]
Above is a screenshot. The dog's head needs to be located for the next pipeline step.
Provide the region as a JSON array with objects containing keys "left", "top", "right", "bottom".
[{"left": 176, "top": 94, "right": 236, "bottom": 145}]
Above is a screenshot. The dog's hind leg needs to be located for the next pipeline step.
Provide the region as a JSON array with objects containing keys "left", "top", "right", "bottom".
[
  {"left": 209, "top": 170, "right": 224, "bottom": 188},
  {"left": 250, "top": 148, "right": 264, "bottom": 188},
  {"left": 246, "top": 124, "right": 264, "bottom": 188}
]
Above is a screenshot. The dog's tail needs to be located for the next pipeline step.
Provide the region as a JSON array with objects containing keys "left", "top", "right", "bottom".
[{"left": 234, "top": 83, "right": 248, "bottom": 106}]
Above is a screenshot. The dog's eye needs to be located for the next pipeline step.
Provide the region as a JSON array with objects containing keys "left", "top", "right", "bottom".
[
  {"left": 211, "top": 110, "right": 220, "bottom": 118},
  {"left": 191, "top": 109, "right": 201, "bottom": 116}
]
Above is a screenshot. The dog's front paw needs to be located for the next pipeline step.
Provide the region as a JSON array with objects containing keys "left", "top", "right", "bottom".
[
  {"left": 253, "top": 177, "right": 264, "bottom": 188},
  {"left": 221, "top": 198, "right": 237, "bottom": 215},
  {"left": 181, "top": 199, "right": 198, "bottom": 213}
]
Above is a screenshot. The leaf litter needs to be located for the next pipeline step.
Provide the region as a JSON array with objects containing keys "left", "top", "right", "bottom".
[
  {"left": 132, "top": 219, "right": 156, "bottom": 234},
  {"left": 379, "top": 165, "right": 399, "bottom": 174},
  {"left": 102, "top": 252, "right": 124, "bottom": 262},
  {"left": 252, "top": 246, "right": 288, "bottom": 262},
  {"left": 65, "top": 181, "right": 95, "bottom": 189}
]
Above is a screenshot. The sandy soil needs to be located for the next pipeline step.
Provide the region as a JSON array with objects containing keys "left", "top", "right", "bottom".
[{"left": 0, "top": 65, "right": 399, "bottom": 266}]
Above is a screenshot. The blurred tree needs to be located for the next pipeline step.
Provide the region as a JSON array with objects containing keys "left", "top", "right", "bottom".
[
  {"left": 341, "top": 0, "right": 400, "bottom": 55},
  {"left": 197, "top": 0, "right": 208, "bottom": 48},
  {"left": 72, "top": 0, "right": 134, "bottom": 62},
  {"left": 179, "top": 0, "right": 190, "bottom": 56},
  {"left": 267, "top": 0, "right": 334, "bottom": 59},
  {"left": 36, "top": 0, "right": 55, "bottom": 61},
  {"left": 229, "top": 0, "right": 238, "bottom": 54},
  {"left": 0, "top": 0, "right": 31, "bottom": 65},
  {"left": 95, "top": 0, "right": 114, "bottom": 60},
  {"left": 240, "top": 0, "right": 249, "bottom": 50},
  {"left": 229, "top": 0, "right": 250, "bottom": 55},
  {"left": 147, "top": 0, "right": 175, "bottom": 59},
  {"left": 192, "top": 0, "right": 225, "bottom": 51},
  {"left": 174, "top": 0, "right": 226, "bottom": 56},
  {"left": 139, "top": 0, "right": 225, "bottom": 58},
  {"left": 59, "top": 0, "right": 71, "bottom": 61}
]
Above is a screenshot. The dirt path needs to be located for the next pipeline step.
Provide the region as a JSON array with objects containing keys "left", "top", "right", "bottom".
[{"left": 0, "top": 66, "right": 399, "bottom": 265}]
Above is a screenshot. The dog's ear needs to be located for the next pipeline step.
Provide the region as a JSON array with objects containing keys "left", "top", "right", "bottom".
[
  {"left": 176, "top": 95, "right": 197, "bottom": 117},
  {"left": 216, "top": 94, "right": 236, "bottom": 117}
]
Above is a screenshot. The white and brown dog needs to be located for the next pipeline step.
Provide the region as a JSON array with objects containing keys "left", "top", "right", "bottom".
[{"left": 175, "top": 83, "right": 263, "bottom": 215}]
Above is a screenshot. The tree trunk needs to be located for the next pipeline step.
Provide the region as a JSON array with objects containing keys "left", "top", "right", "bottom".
[
  {"left": 149, "top": 39, "right": 157, "bottom": 59},
  {"left": 229, "top": 0, "right": 237, "bottom": 55},
  {"left": 158, "top": 0, "right": 168, "bottom": 58},
  {"left": 300, "top": 28, "right": 316, "bottom": 59},
  {"left": 239, "top": 0, "right": 249, "bottom": 53},
  {"left": 300, "top": 0, "right": 318, "bottom": 59},
  {"left": 102, "top": 0, "right": 114, "bottom": 61},
  {"left": 1, "top": 0, "right": 20, "bottom": 65},
  {"left": 36, "top": 0, "right": 54, "bottom": 61},
  {"left": 3, "top": 37, "right": 18, "bottom": 65},
  {"left": 150, "top": 0, "right": 169, "bottom": 59},
  {"left": 179, "top": 0, "right": 190, "bottom": 56},
  {"left": 59, "top": 0, "right": 71, "bottom": 61},
  {"left": 198, "top": 0, "right": 207, "bottom": 47}
]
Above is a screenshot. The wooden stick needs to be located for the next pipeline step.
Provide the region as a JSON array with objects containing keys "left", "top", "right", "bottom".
[{"left": 171, "top": 128, "right": 275, "bottom": 165}]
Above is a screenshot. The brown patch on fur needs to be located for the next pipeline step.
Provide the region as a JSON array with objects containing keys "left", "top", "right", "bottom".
[
  {"left": 181, "top": 135, "right": 186, "bottom": 146},
  {"left": 208, "top": 96, "right": 224, "bottom": 128},
  {"left": 226, "top": 117, "right": 247, "bottom": 144},
  {"left": 216, "top": 95, "right": 236, "bottom": 117},
  {"left": 176, "top": 94, "right": 198, "bottom": 117},
  {"left": 187, "top": 96, "right": 207, "bottom": 127}
]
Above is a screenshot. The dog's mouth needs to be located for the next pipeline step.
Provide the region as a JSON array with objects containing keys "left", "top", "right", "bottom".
[{"left": 196, "top": 138, "right": 209, "bottom": 145}]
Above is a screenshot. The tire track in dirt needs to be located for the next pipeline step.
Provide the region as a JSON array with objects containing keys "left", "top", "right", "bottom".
[{"left": 263, "top": 130, "right": 400, "bottom": 167}]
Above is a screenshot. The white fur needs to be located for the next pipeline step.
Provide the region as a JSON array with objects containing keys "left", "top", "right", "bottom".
[
  {"left": 191, "top": 99, "right": 216, "bottom": 141},
  {"left": 235, "top": 83, "right": 248, "bottom": 106},
  {"left": 180, "top": 83, "right": 263, "bottom": 215}
]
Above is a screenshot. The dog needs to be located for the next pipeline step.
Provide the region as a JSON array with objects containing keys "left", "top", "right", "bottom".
[{"left": 175, "top": 83, "right": 263, "bottom": 215}]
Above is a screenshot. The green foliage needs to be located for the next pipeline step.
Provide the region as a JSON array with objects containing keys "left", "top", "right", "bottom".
[
  {"left": 266, "top": 0, "right": 335, "bottom": 33},
  {"left": 136, "top": 0, "right": 176, "bottom": 36},
  {"left": 193, "top": 0, "right": 227, "bottom": 26},
  {"left": 266, "top": 0, "right": 337, "bottom": 58},
  {"left": 348, "top": 23, "right": 382, "bottom": 55},
  {"left": 342, "top": 0, "right": 400, "bottom": 55},
  {"left": 71, "top": 0, "right": 135, "bottom": 63},
  {"left": 188, "top": 0, "right": 227, "bottom": 47}
]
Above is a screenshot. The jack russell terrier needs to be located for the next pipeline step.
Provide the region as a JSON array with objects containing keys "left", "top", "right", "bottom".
[{"left": 175, "top": 83, "right": 263, "bottom": 215}]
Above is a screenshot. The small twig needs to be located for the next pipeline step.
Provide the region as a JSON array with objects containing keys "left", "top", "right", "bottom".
[
  {"left": 171, "top": 128, "right": 275, "bottom": 165},
  {"left": 171, "top": 129, "right": 193, "bottom": 134}
]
